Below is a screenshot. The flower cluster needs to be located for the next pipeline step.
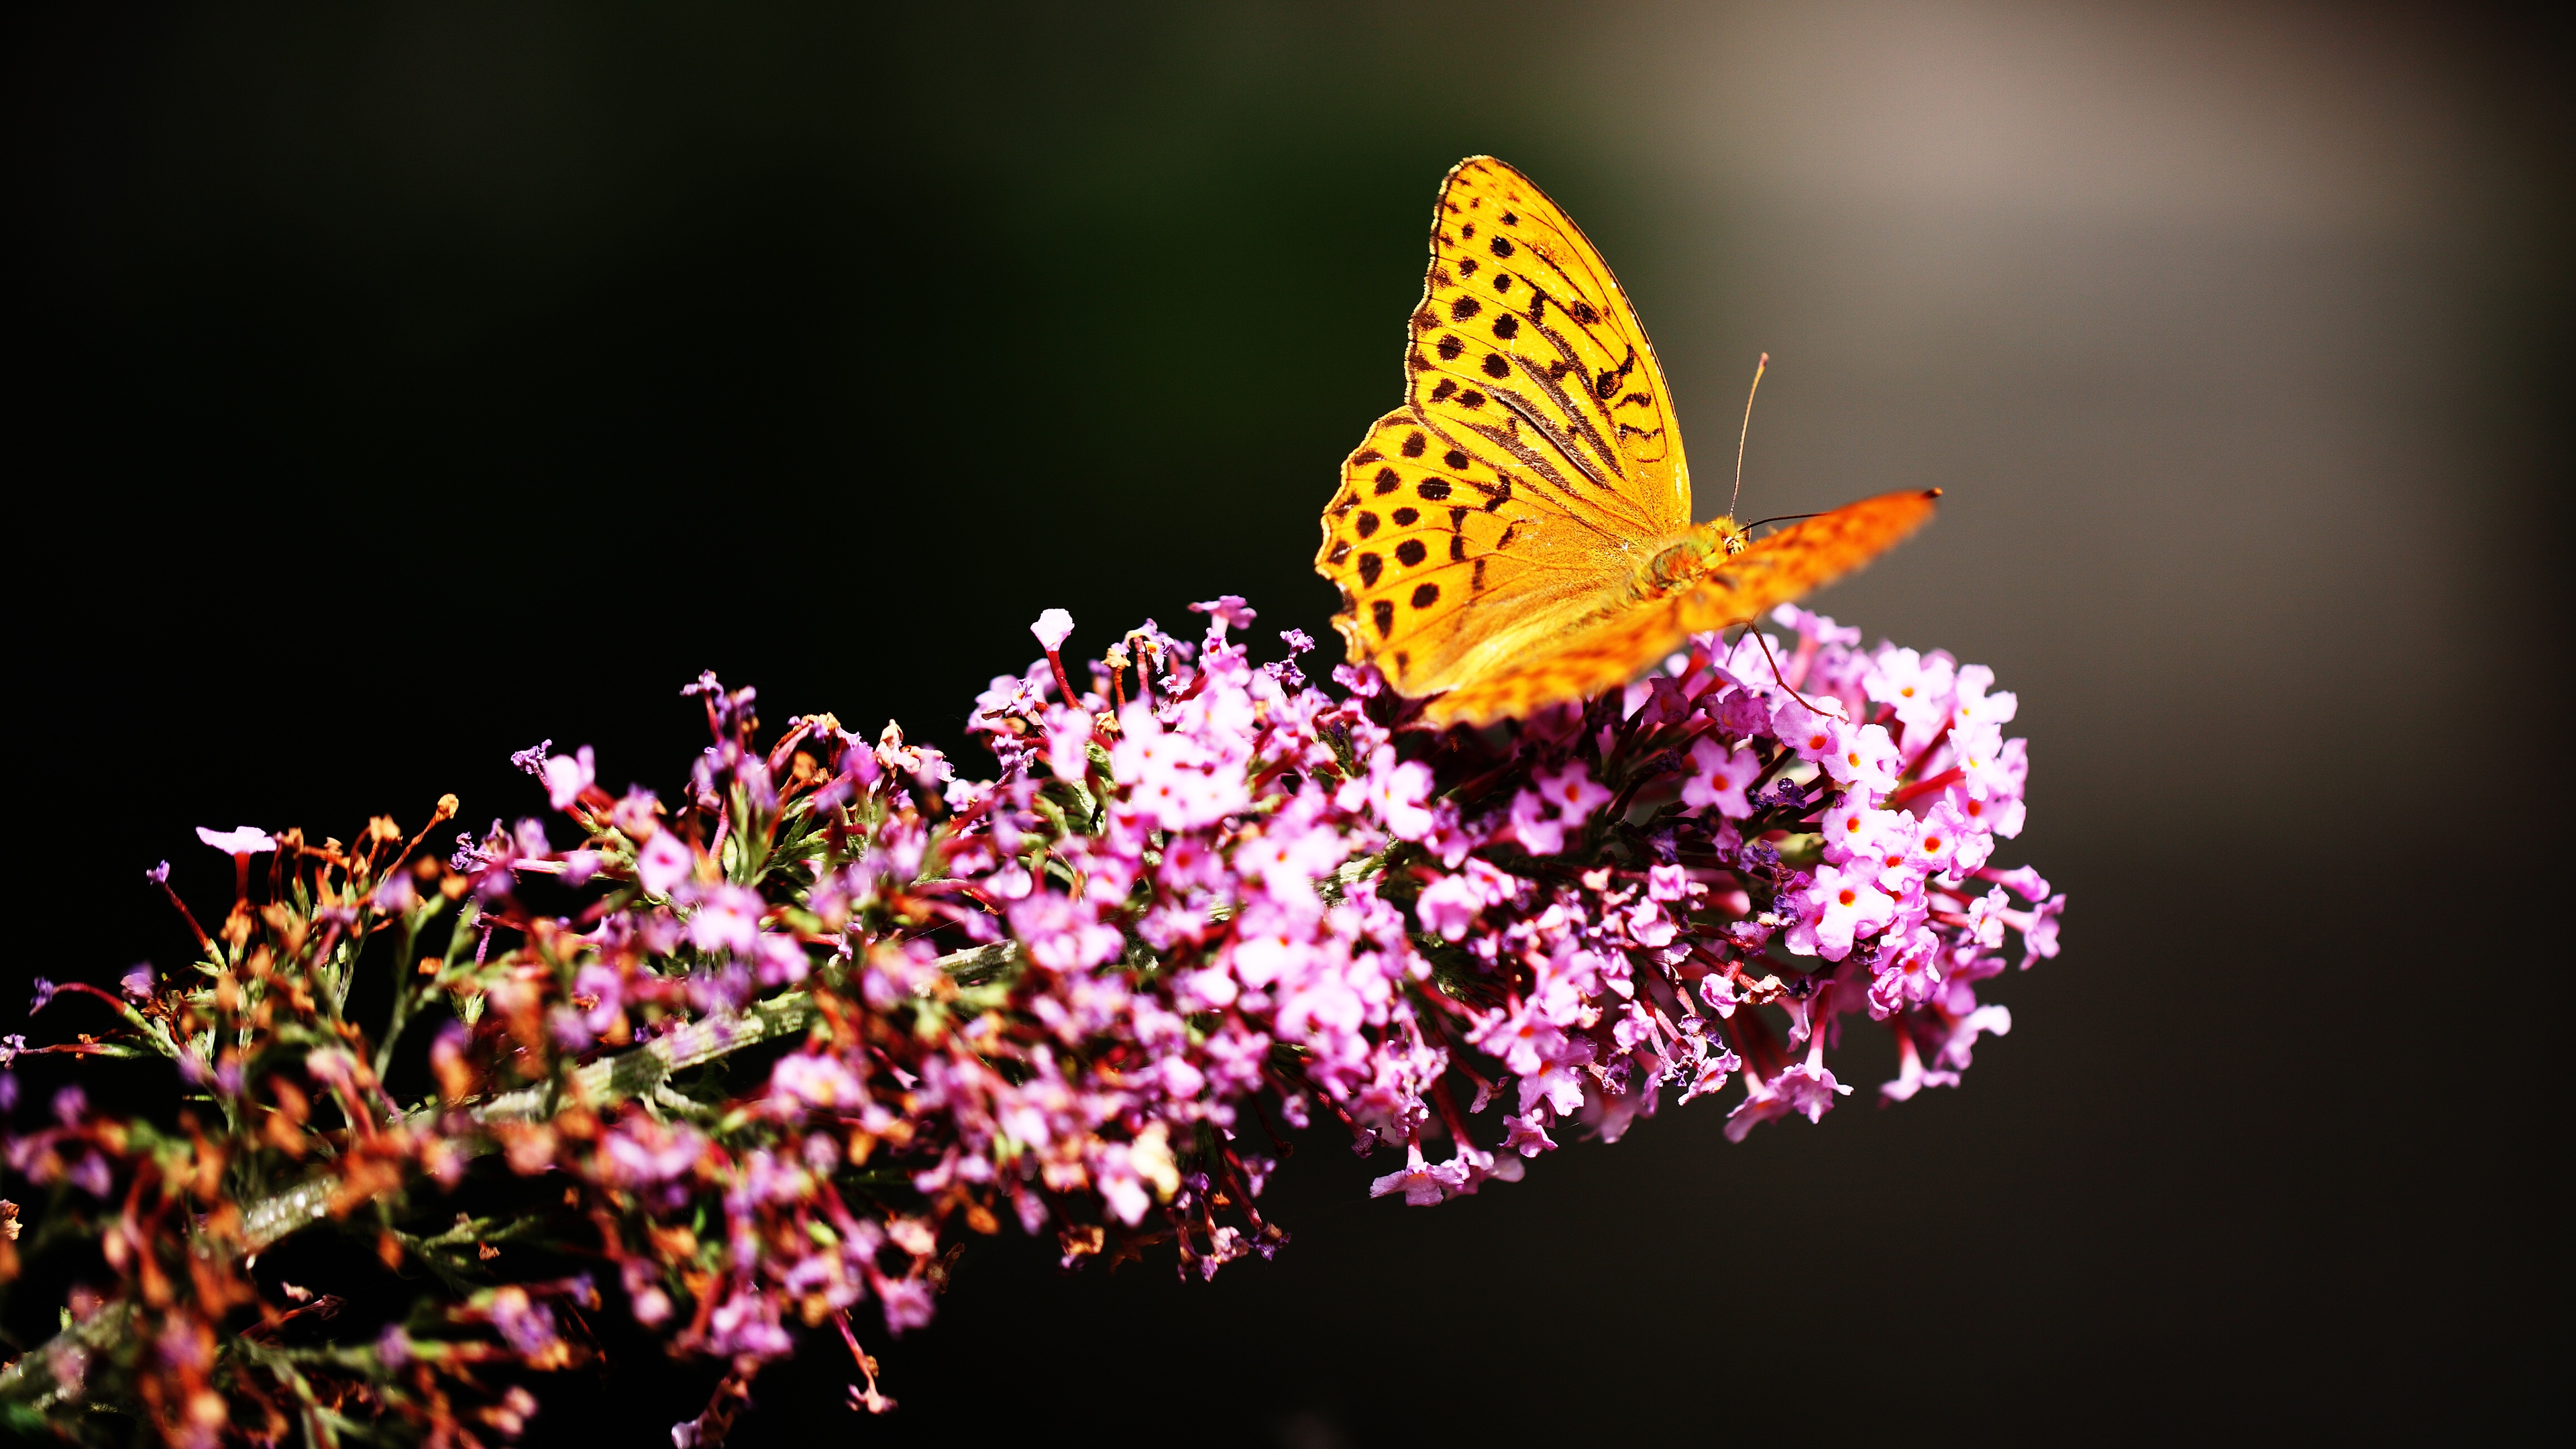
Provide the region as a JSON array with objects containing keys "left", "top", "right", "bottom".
[{"left": 0, "top": 598, "right": 2058, "bottom": 1445}]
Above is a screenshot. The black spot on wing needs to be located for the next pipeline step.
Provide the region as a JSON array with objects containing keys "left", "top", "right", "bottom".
[
  {"left": 1375, "top": 467, "right": 1401, "bottom": 495},
  {"left": 1450, "top": 297, "right": 1482, "bottom": 321},
  {"left": 1359, "top": 553, "right": 1383, "bottom": 587},
  {"left": 1372, "top": 599, "right": 1395, "bottom": 635},
  {"left": 1395, "top": 539, "right": 1427, "bottom": 566},
  {"left": 1493, "top": 315, "right": 1519, "bottom": 340},
  {"left": 1391, "top": 506, "right": 1419, "bottom": 526},
  {"left": 1411, "top": 583, "right": 1442, "bottom": 608},
  {"left": 1417, "top": 479, "right": 1451, "bottom": 501},
  {"left": 1401, "top": 431, "right": 1428, "bottom": 458},
  {"left": 1357, "top": 513, "right": 1380, "bottom": 538},
  {"left": 1436, "top": 335, "right": 1465, "bottom": 362},
  {"left": 1430, "top": 379, "right": 1458, "bottom": 402},
  {"left": 1482, "top": 354, "right": 1511, "bottom": 378}
]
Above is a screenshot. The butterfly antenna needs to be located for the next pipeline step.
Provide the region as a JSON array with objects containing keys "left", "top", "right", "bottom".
[
  {"left": 1729, "top": 352, "right": 1768, "bottom": 522},
  {"left": 1737, "top": 619, "right": 1831, "bottom": 717}
]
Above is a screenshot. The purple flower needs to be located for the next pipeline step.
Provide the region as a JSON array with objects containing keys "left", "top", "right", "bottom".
[
  {"left": 119, "top": 965, "right": 154, "bottom": 1000},
  {"left": 370, "top": 869, "right": 417, "bottom": 914},
  {"left": 485, "top": 1286, "right": 561, "bottom": 1356},
  {"left": 28, "top": 979, "right": 57, "bottom": 1013},
  {"left": 145, "top": 860, "right": 170, "bottom": 885}
]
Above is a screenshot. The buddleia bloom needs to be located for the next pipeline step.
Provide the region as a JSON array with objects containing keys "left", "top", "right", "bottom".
[{"left": 0, "top": 598, "right": 2057, "bottom": 1444}]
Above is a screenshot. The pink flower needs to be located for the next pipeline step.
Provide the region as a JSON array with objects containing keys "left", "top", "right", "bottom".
[
  {"left": 1880, "top": 1028, "right": 1962, "bottom": 1102},
  {"left": 1863, "top": 645, "right": 1956, "bottom": 741},
  {"left": 637, "top": 831, "right": 694, "bottom": 895},
  {"left": 1189, "top": 595, "right": 1258, "bottom": 640},
  {"left": 770, "top": 1053, "right": 868, "bottom": 1111},
  {"left": 541, "top": 745, "right": 596, "bottom": 810},
  {"left": 1415, "top": 859, "right": 1513, "bottom": 942},
  {"left": 1043, "top": 706, "right": 1093, "bottom": 784},
  {"left": 195, "top": 825, "right": 275, "bottom": 855},
  {"left": 1948, "top": 778, "right": 2025, "bottom": 842},
  {"left": 1532, "top": 759, "right": 1612, "bottom": 821},
  {"left": 1788, "top": 861, "right": 1896, "bottom": 961},
  {"left": 1337, "top": 745, "right": 1436, "bottom": 840},
  {"left": 1236, "top": 804, "right": 1352, "bottom": 904},
  {"left": 1680, "top": 737, "right": 1761, "bottom": 818},
  {"left": 1368, "top": 1142, "right": 1447, "bottom": 1206},
  {"left": 686, "top": 885, "right": 767, "bottom": 955},
  {"left": 1008, "top": 891, "right": 1124, "bottom": 972},
  {"left": 1502, "top": 1111, "right": 1557, "bottom": 1156},
  {"left": 1822, "top": 792, "right": 1903, "bottom": 864},
  {"left": 1505, "top": 788, "right": 1568, "bottom": 855},
  {"left": 1821, "top": 721, "right": 1902, "bottom": 794},
  {"left": 2011, "top": 894, "right": 2067, "bottom": 966},
  {"left": 1771, "top": 604, "right": 1860, "bottom": 647},
  {"left": 1906, "top": 798, "right": 1974, "bottom": 879},
  {"left": 1980, "top": 864, "right": 2053, "bottom": 901},
  {"left": 1029, "top": 608, "right": 1076, "bottom": 651},
  {"left": 1773, "top": 698, "right": 1848, "bottom": 764}
]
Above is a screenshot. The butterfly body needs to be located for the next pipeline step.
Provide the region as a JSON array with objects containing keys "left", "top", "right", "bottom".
[{"left": 1318, "top": 157, "right": 1938, "bottom": 728}]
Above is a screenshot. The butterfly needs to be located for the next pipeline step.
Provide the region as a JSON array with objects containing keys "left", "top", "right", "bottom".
[{"left": 1315, "top": 156, "right": 1941, "bottom": 728}]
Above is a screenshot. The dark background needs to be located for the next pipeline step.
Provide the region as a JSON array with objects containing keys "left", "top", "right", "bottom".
[{"left": 7, "top": 3, "right": 2567, "bottom": 1443}]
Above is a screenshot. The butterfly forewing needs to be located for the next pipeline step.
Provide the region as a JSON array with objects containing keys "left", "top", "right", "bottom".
[{"left": 1409, "top": 158, "right": 1691, "bottom": 538}]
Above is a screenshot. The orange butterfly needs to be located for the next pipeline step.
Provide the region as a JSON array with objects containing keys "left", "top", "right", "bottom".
[{"left": 1316, "top": 156, "right": 1939, "bottom": 727}]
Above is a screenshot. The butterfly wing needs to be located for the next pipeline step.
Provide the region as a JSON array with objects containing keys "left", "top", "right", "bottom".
[
  {"left": 1409, "top": 157, "right": 1692, "bottom": 538},
  {"left": 1318, "top": 157, "right": 1694, "bottom": 701},
  {"left": 1417, "top": 488, "right": 1942, "bottom": 728}
]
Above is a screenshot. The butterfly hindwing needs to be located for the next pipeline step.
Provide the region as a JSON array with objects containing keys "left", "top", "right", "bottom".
[{"left": 1318, "top": 408, "right": 1631, "bottom": 699}]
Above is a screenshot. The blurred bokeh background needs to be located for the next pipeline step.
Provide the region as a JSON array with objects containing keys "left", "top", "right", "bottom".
[{"left": 8, "top": 2, "right": 2566, "bottom": 1442}]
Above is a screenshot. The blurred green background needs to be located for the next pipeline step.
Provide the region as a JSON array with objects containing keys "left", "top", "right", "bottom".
[{"left": 9, "top": 3, "right": 2567, "bottom": 1444}]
